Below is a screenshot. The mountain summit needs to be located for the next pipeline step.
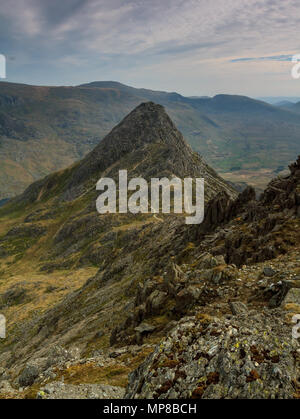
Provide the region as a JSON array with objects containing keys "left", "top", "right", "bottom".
[
  {"left": 67, "top": 101, "right": 198, "bottom": 188},
  {"left": 65, "top": 102, "right": 237, "bottom": 201},
  {"left": 19, "top": 102, "right": 237, "bottom": 204}
]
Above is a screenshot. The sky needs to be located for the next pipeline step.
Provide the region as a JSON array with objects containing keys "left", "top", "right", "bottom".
[{"left": 1, "top": 0, "right": 300, "bottom": 97}]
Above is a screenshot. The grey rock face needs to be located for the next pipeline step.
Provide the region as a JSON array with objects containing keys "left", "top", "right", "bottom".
[
  {"left": 38, "top": 382, "right": 125, "bottom": 399},
  {"left": 18, "top": 365, "right": 39, "bottom": 387},
  {"left": 263, "top": 267, "right": 276, "bottom": 277},
  {"left": 229, "top": 301, "right": 248, "bottom": 315},
  {"left": 135, "top": 323, "right": 156, "bottom": 345},
  {"left": 283, "top": 288, "right": 300, "bottom": 306},
  {"left": 125, "top": 310, "right": 299, "bottom": 399}
]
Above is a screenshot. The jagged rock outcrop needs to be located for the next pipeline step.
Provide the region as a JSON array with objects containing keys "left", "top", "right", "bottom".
[
  {"left": 187, "top": 156, "right": 300, "bottom": 267},
  {"left": 110, "top": 254, "right": 238, "bottom": 346}
]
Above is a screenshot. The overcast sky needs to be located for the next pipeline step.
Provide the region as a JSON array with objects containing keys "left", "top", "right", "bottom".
[{"left": 1, "top": 0, "right": 300, "bottom": 97}]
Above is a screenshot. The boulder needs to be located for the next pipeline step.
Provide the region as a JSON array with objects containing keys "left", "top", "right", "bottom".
[
  {"left": 229, "top": 301, "right": 248, "bottom": 315},
  {"left": 263, "top": 267, "right": 276, "bottom": 277},
  {"left": 126, "top": 310, "right": 299, "bottom": 399},
  {"left": 282, "top": 288, "right": 300, "bottom": 306},
  {"left": 134, "top": 322, "right": 156, "bottom": 344},
  {"left": 146, "top": 290, "right": 168, "bottom": 314},
  {"left": 175, "top": 286, "right": 202, "bottom": 313},
  {"left": 18, "top": 365, "right": 39, "bottom": 387}
]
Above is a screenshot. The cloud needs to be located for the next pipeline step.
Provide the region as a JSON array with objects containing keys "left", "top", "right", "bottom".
[
  {"left": 231, "top": 55, "right": 295, "bottom": 63},
  {"left": 1, "top": 0, "right": 300, "bottom": 95}
]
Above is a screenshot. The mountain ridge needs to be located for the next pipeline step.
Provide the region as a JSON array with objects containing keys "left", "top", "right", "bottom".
[
  {"left": 0, "top": 104, "right": 299, "bottom": 398},
  {"left": 0, "top": 80, "right": 300, "bottom": 199}
]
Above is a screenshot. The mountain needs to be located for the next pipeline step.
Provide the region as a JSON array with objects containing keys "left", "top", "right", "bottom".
[
  {"left": 13, "top": 101, "right": 236, "bottom": 208},
  {"left": 283, "top": 101, "right": 300, "bottom": 114},
  {"left": 1, "top": 81, "right": 300, "bottom": 199},
  {"left": 274, "top": 100, "right": 295, "bottom": 108},
  {"left": 258, "top": 96, "right": 300, "bottom": 104},
  {"left": 0, "top": 104, "right": 299, "bottom": 399},
  {"left": 0, "top": 103, "right": 238, "bottom": 397}
]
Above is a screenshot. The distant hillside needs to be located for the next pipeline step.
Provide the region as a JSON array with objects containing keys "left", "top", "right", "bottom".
[
  {"left": 0, "top": 81, "right": 300, "bottom": 198},
  {"left": 274, "top": 100, "right": 295, "bottom": 108},
  {"left": 283, "top": 101, "right": 300, "bottom": 114},
  {"left": 258, "top": 96, "right": 300, "bottom": 104}
]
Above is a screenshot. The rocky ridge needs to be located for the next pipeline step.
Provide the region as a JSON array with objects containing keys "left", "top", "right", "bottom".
[{"left": 0, "top": 105, "right": 299, "bottom": 399}]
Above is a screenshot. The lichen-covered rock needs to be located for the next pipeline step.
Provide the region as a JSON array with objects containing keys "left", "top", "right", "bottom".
[
  {"left": 125, "top": 310, "right": 299, "bottom": 399},
  {"left": 38, "top": 382, "right": 125, "bottom": 399},
  {"left": 283, "top": 288, "right": 300, "bottom": 306},
  {"left": 18, "top": 365, "right": 40, "bottom": 387},
  {"left": 229, "top": 301, "right": 248, "bottom": 315}
]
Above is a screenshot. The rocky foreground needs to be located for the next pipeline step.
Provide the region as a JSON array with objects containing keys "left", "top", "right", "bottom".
[
  {"left": 126, "top": 308, "right": 299, "bottom": 399},
  {"left": 1, "top": 251, "right": 299, "bottom": 399}
]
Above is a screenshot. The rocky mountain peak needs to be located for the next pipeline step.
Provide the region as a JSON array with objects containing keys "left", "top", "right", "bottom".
[
  {"left": 68, "top": 102, "right": 191, "bottom": 182},
  {"left": 14, "top": 102, "right": 236, "bottom": 205},
  {"left": 61, "top": 102, "right": 237, "bottom": 201},
  {"left": 98, "top": 101, "right": 192, "bottom": 153}
]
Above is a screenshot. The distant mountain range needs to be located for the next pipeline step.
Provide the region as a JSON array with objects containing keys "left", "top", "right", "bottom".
[
  {"left": 0, "top": 80, "right": 300, "bottom": 198},
  {"left": 258, "top": 96, "right": 300, "bottom": 104},
  {"left": 276, "top": 100, "right": 300, "bottom": 113}
]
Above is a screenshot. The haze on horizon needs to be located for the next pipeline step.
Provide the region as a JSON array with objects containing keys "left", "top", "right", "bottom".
[{"left": 1, "top": 0, "right": 300, "bottom": 97}]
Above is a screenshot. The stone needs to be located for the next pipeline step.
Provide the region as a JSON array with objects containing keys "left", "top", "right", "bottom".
[
  {"left": 18, "top": 365, "right": 39, "bottom": 387},
  {"left": 126, "top": 309, "right": 299, "bottom": 399},
  {"left": 134, "top": 323, "right": 156, "bottom": 334},
  {"left": 229, "top": 301, "right": 248, "bottom": 315},
  {"left": 268, "top": 281, "right": 291, "bottom": 308},
  {"left": 175, "top": 286, "right": 202, "bottom": 313},
  {"left": 134, "top": 322, "right": 156, "bottom": 344},
  {"left": 263, "top": 267, "right": 276, "bottom": 277},
  {"left": 38, "top": 382, "right": 125, "bottom": 399},
  {"left": 46, "top": 345, "right": 80, "bottom": 368},
  {"left": 109, "top": 348, "right": 127, "bottom": 358},
  {"left": 146, "top": 290, "right": 168, "bottom": 314},
  {"left": 283, "top": 288, "right": 300, "bottom": 306}
]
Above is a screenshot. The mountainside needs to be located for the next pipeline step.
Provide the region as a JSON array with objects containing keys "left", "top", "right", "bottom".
[
  {"left": 0, "top": 104, "right": 299, "bottom": 399},
  {"left": 284, "top": 101, "right": 300, "bottom": 114},
  {"left": 275, "top": 100, "right": 295, "bottom": 108},
  {"left": 1, "top": 81, "right": 300, "bottom": 199}
]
